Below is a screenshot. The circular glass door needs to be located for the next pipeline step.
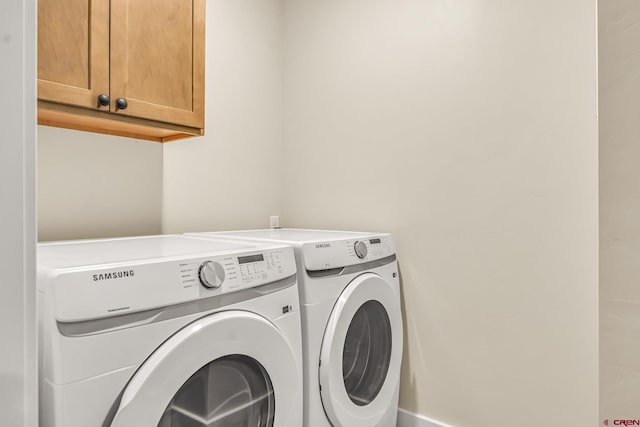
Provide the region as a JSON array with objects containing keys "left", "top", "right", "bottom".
[
  {"left": 158, "top": 355, "right": 275, "bottom": 427},
  {"left": 319, "top": 273, "right": 403, "bottom": 427},
  {"left": 342, "top": 300, "right": 392, "bottom": 406},
  {"left": 107, "top": 311, "right": 301, "bottom": 427}
]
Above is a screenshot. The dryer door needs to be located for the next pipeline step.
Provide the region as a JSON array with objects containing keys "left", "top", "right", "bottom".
[
  {"left": 319, "top": 273, "right": 403, "bottom": 427},
  {"left": 108, "top": 310, "right": 300, "bottom": 427}
]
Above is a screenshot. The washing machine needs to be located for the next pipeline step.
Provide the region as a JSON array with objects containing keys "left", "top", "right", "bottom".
[
  {"left": 37, "top": 234, "right": 303, "bottom": 427},
  {"left": 188, "top": 229, "right": 403, "bottom": 427}
]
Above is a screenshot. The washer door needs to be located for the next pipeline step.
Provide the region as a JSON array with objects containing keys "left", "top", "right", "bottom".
[
  {"left": 108, "top": 311, "right": 299, "bottom": 427},
  {"left": 319, "top": 273, "right": 403, "bottom": 427}
]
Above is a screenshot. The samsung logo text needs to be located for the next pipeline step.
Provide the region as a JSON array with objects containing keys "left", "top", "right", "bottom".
[{"left": 93, "top": 270, "right": 135, "bottom": 282}]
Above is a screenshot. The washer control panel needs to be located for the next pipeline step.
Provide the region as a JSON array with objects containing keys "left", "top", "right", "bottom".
[
  {"left": 179, "top": 247, "right": 294, "bottom": 296},
  {"left": 48, "top": 244, "right": 296, "bottom": 323}
]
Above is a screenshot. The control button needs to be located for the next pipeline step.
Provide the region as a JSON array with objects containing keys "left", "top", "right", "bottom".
[
  {"left": 354, "top": 241, "right": 368, "bottom": 259},
  {"left": 198, "top": 261, "right": 225, "bottom": 289}
]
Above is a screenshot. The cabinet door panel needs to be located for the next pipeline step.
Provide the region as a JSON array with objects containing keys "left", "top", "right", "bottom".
[
  {"left": 38, "top": 0, "right": 109, "bottom": 109},
  {"left": 110, "top": 0, "right": 205, "bottom": 128}
]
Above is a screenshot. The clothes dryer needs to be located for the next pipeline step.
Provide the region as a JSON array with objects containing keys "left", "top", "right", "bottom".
[
  {"left": 38, "top": 235, "right": 302, "bottom": 427},
  {"left": 189, "top": 229, "right": 402, "bottom": 427}
]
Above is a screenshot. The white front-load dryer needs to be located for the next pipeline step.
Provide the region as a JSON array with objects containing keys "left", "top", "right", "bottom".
[
  {"left": 38, "top": 235, "right": 303, "bottom": 427},
  {"left": 188, "top": 229, "right": 403, "bottom": 427}
]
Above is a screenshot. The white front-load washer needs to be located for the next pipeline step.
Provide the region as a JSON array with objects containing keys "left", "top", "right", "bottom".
[
  {"left": 38, "top": 235, "right": 303, "bottom": 427},
  {"left": 188, "top": 229, "right": 403, "bottom": 427}
]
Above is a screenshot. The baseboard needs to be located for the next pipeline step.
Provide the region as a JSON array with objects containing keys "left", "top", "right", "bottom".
[{"left": 397, "top": 408, "right": 455, "bottom": 427}]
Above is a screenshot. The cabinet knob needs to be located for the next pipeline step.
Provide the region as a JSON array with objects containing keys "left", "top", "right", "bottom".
[
  {"left": 97, "top": 94, "right": 110, "bottom": 107},
  {"left": 115, "top": 98, "right": 128, "bottom": 110}
]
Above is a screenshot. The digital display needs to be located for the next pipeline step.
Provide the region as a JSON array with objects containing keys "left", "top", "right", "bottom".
[
  {"left": 238, "top": 254, "right": 264, "bottom": 264},
  {"left": 369, "top": 238, "right": 381, "bottom": 244}
]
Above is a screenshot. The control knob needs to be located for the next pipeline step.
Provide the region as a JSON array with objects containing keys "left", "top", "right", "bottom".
[
  {"left": 198, "top": 261, "right": 225, "bottom": 289},
  {"left": 354, "top": 241, "right": 368, "bottom": 259}
]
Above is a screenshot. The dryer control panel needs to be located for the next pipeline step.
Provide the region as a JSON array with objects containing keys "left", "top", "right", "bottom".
[
  {"left": 302, "top": 234, "right": 395, "bottom": 271},
  {"left": 49, "top": 246, "right": 296, "bottom": 322}
]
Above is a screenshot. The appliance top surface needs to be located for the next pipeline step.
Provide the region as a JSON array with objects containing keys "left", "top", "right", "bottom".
[
  {"left": 199, "top": 228, "right": 387, "bottom": 243},
  {"left": 38, "top": 235, "right": 277, "bottom": 269}
]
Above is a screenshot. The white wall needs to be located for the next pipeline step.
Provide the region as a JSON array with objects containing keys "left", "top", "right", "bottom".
[
  {"left": 38, "top": 127, "right": 163, "bottom": 241},
  {"left": 0, "top": 0, "right": 37, "bottom": 424},
  {"left": 282, "top": 1, "right": 599, "bottom": 426},
  {"left": 599, "top": 0, "right": 640, "bottom": 419},
  {"left": 162, "top": 0, "right": 284, "bottom": 233}
]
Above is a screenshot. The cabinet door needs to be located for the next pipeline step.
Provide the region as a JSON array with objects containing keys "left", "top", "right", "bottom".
[
  {"left": 38, "top": 0, "right": 110, "bottom": 109},
  {"left": 110, "top": 0, "right": 205, "bottom": 128}
]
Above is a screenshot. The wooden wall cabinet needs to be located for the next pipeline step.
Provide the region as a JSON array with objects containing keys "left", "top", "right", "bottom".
[{"left": 38, "top": 0, "right": 205, "bottom": 143}]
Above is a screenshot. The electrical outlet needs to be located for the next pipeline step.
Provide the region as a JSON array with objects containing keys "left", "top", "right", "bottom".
[{"left": 270, "top": 216, "right": 280, "bottom": 229}]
